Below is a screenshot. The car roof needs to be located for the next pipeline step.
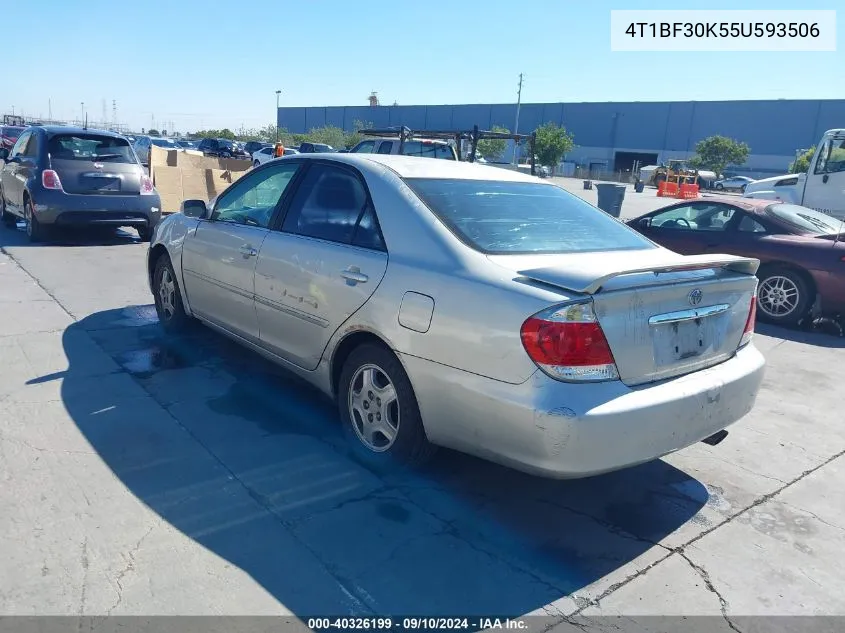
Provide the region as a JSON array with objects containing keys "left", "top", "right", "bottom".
[
  {"left": 294, "top": 152, "right": 544, "bottom": 183},
  {"left": 34, "top": 125, "right": 126, "bottom": 138},
  {"left": 651, "top": 195, "right": 773, "bottom": 215}
]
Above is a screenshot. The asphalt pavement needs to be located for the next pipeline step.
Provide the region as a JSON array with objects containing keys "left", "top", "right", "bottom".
[{"left": 1, "top": 190, "right": 844, "bottom": 629}]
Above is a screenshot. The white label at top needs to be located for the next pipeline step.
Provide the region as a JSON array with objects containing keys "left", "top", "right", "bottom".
[{"left": 610, "top": 10, "right": 836, "bottom": 52}]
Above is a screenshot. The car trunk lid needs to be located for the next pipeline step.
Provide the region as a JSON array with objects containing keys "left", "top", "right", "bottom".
[
  {"left": 52, "top": 159, "right": 142, "bottom": 195},
  {"left": 490, "top": 249, "right": 759, "bottom": 386}
]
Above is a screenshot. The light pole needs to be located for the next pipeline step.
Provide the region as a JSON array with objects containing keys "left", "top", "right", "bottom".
[
  {"left": 512, "top": 73, "right": 523, "bottom": 165},
  {"left": 275, "top": 90, "right": 281, "bottom": 141},
  {"left": 80, "top": 102, "right": 85, "bottom": 124}
]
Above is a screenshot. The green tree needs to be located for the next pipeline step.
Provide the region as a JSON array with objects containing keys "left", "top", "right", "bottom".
[
  {"left": 533, "top": 122, "right": 575, "bottom": 169},
  {"left": 344, "top": 120, "right": 374, "bottom": 149},
  {"left": 191, "top": 128, "right": 236, "bottom": 140},
  {"left": 147, "top": 128, "right": 160, "bottom": 137},
  {"left": 690, "top": 135, "right": 750, "bottom": 177},
  {"left": 477, "top": 125, "right": 510, "bottom": 160},
  {"left": 790, "top": 147, "right": 815, "bottom": 174},
  {"left": 306, "top": 125, "right": 346, "bottom": 149}
]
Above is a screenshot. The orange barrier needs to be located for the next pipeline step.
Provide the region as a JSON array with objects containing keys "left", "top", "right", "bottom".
[
  {"left": 678, "top": 183, "right": 700, "bottom": 199},
  {"left": 657, "top": 181, "right": 678, "bottom": 197}
]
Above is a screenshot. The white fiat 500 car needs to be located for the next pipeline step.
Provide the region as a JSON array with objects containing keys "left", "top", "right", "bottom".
[{"left": 147, "top": 154, "right": 765, "bottom": 478}]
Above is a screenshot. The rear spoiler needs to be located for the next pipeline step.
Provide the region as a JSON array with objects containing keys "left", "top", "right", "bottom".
[{"left": 518, "top": 254, "right": 760, "bottom": 295}]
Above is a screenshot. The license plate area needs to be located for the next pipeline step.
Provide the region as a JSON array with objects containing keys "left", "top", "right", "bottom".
[
  {"left": 652, "top": 319, "right": 709, "bottom": 366},
  {"left": 81, "top": 173, "right": 121, "bottom": 192}
]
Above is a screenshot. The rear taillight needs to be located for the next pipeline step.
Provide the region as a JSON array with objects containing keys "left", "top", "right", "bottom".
[
  {"left": 141, "top": 175, "right": 154, "bottom": 195},
  {"left": 41, "top": 169, "right": 63, "bottom": 190},
  {"left": 520, "top": 302, "right": 619, "bottom": 382},
  {"left": 739, "top": 293, "right": 757, "bottom": 348}
]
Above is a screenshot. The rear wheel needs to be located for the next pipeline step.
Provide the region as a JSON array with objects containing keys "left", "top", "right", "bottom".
[
  {"left": 152, "top": 255, "right": 192, "bottom": 333},
  {"left": 24, "top": 199, "right": 46, "bottom": 242},
  {"left": 338, "top": 343, "right": 436, "bottom": 473},
  {"left": 757, "top": 267, "right": 811, "bottom": 326},
  {"left": 253, "top": 160, "right": 260, "bottom": 168}
]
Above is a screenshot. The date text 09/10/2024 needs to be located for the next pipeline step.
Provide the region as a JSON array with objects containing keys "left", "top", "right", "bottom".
[{"left": 307, "top": 618, "right": 528, "bottom": 630}]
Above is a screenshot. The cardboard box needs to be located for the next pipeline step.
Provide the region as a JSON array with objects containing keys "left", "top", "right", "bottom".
[{"left": 149, "top": 145, "right": 252, "bottom": 212}]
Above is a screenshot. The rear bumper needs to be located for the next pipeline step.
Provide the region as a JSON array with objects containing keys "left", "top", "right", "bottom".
[
  {"left": 402, "top": 345, "right": 766, "bottom": 479},
  {"left": 31, "top": 191, "right": 162, "bottom": 227}
]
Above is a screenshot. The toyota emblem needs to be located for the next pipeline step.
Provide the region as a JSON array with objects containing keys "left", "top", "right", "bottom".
[{"left": 688, "top": 289, "right": 703, "bottom": 306}]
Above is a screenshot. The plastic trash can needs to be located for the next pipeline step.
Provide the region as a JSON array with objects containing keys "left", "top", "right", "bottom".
[
  {"left": 634, "top": 181, "right": 645, "bottom": 193},
  {"left": 583, "top": 180, "right": 592, "bottom": 190},
  {"left": 596, "top": 183, "right": 626, "bottom": 218}
]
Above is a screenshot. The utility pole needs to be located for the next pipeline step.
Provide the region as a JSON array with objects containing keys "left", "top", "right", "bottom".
[
  {"left": 512, "top": 73, "right": 524, "bottom": 165},
  {"left": 112, "top": 100, "right": 117, "bottom": 126},
  {"left": 48, "top": 99, "right": 52, "bottom": 120},
  {"left": 80, "top": 102, "right": 85, "bottom": 124},
  {"left": 275, "top": 90, "right": 282, "bottom": 141}
]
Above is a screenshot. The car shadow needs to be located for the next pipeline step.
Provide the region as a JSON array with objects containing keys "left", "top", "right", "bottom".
[
  {"left": 757, "top": 320, "right": 845, "bottom": 347},
  {"left": 0, "top": 222, "right": 142, "bottom": 247},
  {"left": 56, "top": 306, "right": 710, "bottom": 618}
]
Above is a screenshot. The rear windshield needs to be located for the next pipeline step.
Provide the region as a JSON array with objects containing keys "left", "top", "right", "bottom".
[
  {"left": 767, "top": 204, "right": 845, "bottom": 235},
  {"left": 405, "top": 179, "right": 654, "bottom": 255},
  {"left": 151, "top": 138, "right": 178, "bottom": 148},
  {"left": 48, "top": 134, "right": 135, "bottom": 163},
  {"left": 2, "top": 126, "right": 24, "bottom": 138},
  {"left": 403, "top": 141, "right": 456, "bottom": 160}
]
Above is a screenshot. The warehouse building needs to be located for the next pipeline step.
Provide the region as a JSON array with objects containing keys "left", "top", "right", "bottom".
[{"left": 277, "top": 99, "right": 845, "bottom": 178}]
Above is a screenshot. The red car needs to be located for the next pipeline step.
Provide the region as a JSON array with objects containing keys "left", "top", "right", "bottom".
[
  {"left": 628, "top": 197, "right": 845, "bottom": 325},
  {"left": 0, "top": 125, "right": 24, "bottom": 151}
]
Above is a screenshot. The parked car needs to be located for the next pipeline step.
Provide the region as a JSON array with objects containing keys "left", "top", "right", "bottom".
[
  {"left": 197, "top": 138, "right": 248, "bottom": 159},
  {"left": 243, "top": 141, "right": 271, "bottom": 156},
  {"left": 0, "top": 125, "right": 25, "bottom": 151},
  {"left": 298, "top": 142, "right": 335, "bottom": 153},
  {"left": 252, "top": 146, "right": 298, "bottom": 167},
  {"left": 146, "top": 154, "right": 764, "bottom": 478},
  {"left": 0, "top": 126, "right": 161, "bottom": 242},
  {"left": 627, "top": 197, "right": 845, "bottom": 325},
  {"left": 349, "top": 137, "right": 457, "bottom": 160},
  {"left": 133, "top": 136, "right": 181, "bottom": 165},
  {"left": 715, "top": 176, "right": 755, "bottom": 192},
  {"left": 176, "top": 139, "right": 198, "bottom": 149}
]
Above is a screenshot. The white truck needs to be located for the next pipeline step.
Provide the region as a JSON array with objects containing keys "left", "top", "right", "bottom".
[{"left": 744, "top": 129, "right": 845, "bottom": 220}]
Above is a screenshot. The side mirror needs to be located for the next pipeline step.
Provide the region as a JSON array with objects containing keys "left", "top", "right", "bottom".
[
  {"left": 181, "top": 199, "right": 208, "bottom": 219},
  {"left": 0, "top": 148, "right": 9, "bottom": 161}
]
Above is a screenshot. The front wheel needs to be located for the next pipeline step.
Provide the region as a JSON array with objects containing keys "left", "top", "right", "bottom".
[
  {"left": 153, "top": 255, "right": 192, "bottom": 333},
  {"left": 253, "top": 160, "right": 260, "bottom": 168},
  {"left": 1, "top": 192, "right": 16, "bottom": 227},
  {"left": 756, "top": 267, "right": 811, "bottom": 326},
  {"left": 338, "top": 343, "right": 436, "bottom": 472},
  {"left": 715, "top": 183, "right": 724, "bottom": 190}
]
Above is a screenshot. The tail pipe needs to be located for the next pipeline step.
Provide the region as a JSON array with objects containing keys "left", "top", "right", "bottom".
[{"left": 701, "top": 430, "right": 729, "bottom": 446}]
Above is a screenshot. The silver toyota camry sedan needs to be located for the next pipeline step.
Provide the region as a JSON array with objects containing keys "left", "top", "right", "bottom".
[{"left": 146, "top": 154, "right": 765, "bottom": 478}]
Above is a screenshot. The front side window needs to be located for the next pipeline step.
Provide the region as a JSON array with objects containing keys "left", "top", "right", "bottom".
[
  {"left": 406, "top": 178, "right": 654, "bottom": 255},
  {"left": 351, "top": 140, "right": 376, "bottom": 153},
  {"left": 213, "top": 162, "right": 300, "bottom": 228},
  {"left": 650, "top": 203, "right": 736, "bottom": 231},
  {"left": 376, "top": 141, "right": 393, "bottom": 154},
  {"left": 814, "top": 138, "right": 845, "bottom": 175},
  {"left": 8, "top": 132, "right": 30, "bottom": 159},
  {"left": 47, "top": 134, "right": 135, "bottom": 163},
  {"left": 282, "top": 163, "right": 384, "bottom": 249}
]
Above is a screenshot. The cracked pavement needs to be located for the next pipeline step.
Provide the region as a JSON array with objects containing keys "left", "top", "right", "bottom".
[{"left": 2, "top": 198, "right": 845, "bottom": 627}]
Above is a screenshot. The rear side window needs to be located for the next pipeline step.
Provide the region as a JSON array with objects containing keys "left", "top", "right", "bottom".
[
  {"left": 377, "top": 141, "right": 393, "bottom": 154},
  {"left": 48, "top": 134, "right": 135, "bottom": 163},
  {"left": 405, "top": 178, "right": 654, "bottom": 255},
  {"left": 282, "top": 163, "right": 384, "bottom": 249},
  {"left": 351, "top": 140, "right": 376, "bottom": 153}
]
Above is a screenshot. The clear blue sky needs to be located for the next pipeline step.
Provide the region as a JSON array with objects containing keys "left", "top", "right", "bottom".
[{"left": 11, "top": 0, "right": 842, "bottom": 133}]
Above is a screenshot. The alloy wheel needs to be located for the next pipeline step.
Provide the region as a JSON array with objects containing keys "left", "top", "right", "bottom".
[
  {"left": 158, "top": 267, "right": 177, "bottom": 320},
  {"left": 758, "top": 275, "right": 800, "bottom": 318},
  {"left": 348, "top": 363, "right": 400, "bottom": 452}
]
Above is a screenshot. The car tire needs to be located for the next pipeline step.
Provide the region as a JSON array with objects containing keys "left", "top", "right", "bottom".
[
  {"left": 756, "top": 267, "right": 812, "bottom": 326},
  {"left": 24, "top": 199, "right": 46, "bottom": 242},
  {"left": 741, "top": 184, "right": 748, "bottom": 193},
  {"left": 137, "top": 224, "right": 153, "bottom": 242},
  {"left": 152, "top": 255, "right": 192, "bottom": 333},
  {"left": 338, "top": 343, "right": 436, "bottom": 473},
  {"left": 1, "top": 193, "right": 16, "bottom": 227},
  {"left": 253, "top": 160, "right": 260, "bottom": 168},
  {"left": 715, "top": 183, "right": 724, "bottom": 190}
]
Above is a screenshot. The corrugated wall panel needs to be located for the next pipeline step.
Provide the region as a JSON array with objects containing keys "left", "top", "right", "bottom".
[
  {"left": 812, "top": 101, "right": 845, "bottom": 147},
  {"left": 278, "top": 107, "right": 306, "bottom": 134},
  {"left": 303, "top": 107, "right": 327, "bottom": 131},
  {"left": 451, "top": 104, "right": 491, "bottom": 129},
  {"left": 424, "top": 105, "right": 453, "bottom": 129},
  {"left": 489, "top": 104, "right": 515, "bottom": 130},
  {"left": 324, "top": 107, "right": 345, "bottom": 129},
  {"left": 664, "top": 102, "right": 695, "bottom": 151},
  {"left": 614, "top": 102, "right": 671, "bottom": 149}
]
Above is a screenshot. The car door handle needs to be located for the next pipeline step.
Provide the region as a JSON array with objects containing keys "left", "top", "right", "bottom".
[
  {"left": 239, "top": 245, "right": 258, "bottom": 258},
  {"left": 340, "top": 266, "right": 368, "bottom": 284}
]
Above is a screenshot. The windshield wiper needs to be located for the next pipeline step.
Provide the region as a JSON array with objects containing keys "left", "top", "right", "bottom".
[{"left": 93, "top": 153, "right": 122, "bottom": 160}]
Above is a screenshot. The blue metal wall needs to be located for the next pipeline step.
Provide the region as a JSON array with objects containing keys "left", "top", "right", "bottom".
[{"left": 278, "top": 99, "right": 845, "bottom": 156}]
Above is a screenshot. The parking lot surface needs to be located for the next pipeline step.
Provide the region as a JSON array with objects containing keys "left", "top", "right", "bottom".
[{"left": 1, "top": 183, "right": 844, "bottom": 629}]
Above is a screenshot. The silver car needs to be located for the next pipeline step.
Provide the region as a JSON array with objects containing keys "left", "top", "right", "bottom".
[
  {"left": 715, "top": 176, "right": 755, "bottom": 192},
  {"left": 146, "top": 154, "right": 765, "bottom": 478}
]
